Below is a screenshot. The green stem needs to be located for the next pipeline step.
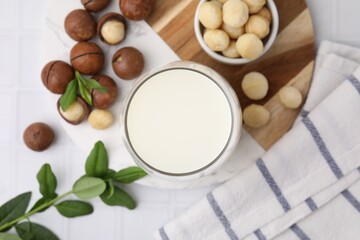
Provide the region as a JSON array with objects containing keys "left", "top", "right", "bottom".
[{"left": 0, "top": 191, "right": 73, "bottom": 231}]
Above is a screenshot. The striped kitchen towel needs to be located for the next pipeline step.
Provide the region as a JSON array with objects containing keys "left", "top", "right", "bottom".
[{"left": 155, "top": 41, "right": 360, "bottom": 240}]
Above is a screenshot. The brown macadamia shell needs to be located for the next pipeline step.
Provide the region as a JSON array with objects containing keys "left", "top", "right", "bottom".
[
  {"left": 81, "top": 0, "right": 110, "bottom": 12},
  {"left": 41, "top": 61, "right": 75, "bottom": 94},
  {"left": 120, "top": 0, "right": 153, "bottom": 21},
  {"left": 64, "top": 9, "right": 97, "bottom": 42},
  {"left": 91, "top": 75, "right": 118, "bottom": 109},
  {"left": 58, "top": 97, "right": 90, "bottom": 125},
  {"left": 70, "top": 42, "right": 104, "bottom": 75},
  {"left": 23, "top": 122, "right": 55, "bottom": 152},
  {"left": 97, "top": 13, "right": 127, "bottom": 45},
  {"left": 112, "top": 47, "right": 145, "bottom": 80}
]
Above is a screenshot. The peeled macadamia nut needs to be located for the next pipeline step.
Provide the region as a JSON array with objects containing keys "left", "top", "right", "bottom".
[
  {"left": 41, "top": 61, "right": 74, "bottom": 94},
  {"left": 88, "top": 109, "right": 114, "bottom": 130},
  {"left": 120, "top": 0, "right": 153, "bottom": 21},
  {"left": 236, "top": 33, "right": 264, "bottom": 60},
  {"left": 98, "top": 13, "right": 127, "bottom": 45},
  {"left": 257, "top": 7, "right": 272, "bottom": 23},
  {"left": 241, "top": 72, "right": 268, "bottom": 100},
  {"left": 91, "top": 75, "right": 118, "bottom": 109},
  {"left": 243, "top": 104, "right": 270, "bottom": 128},
  {"left": 199, "top": 1, "right": 222, "bottom": 29},
  {"left": 81, "top": 0, "right": 110, "bottom": 13},
  {"left": 279, "top": 86, "right": 303, "bottom": 109},
  {"left": 23, "top": 122, "right": 54, "bottom": 152},
  {"left": 112, "top": 47, "right": 145, "bottom": 80},
  {"left": 245, "top": 15, "right": 270, "bottom": 39},
  {"left": 222, "top": 41, "right": 240, "bottom": 58},
  {"left": 243, "top": 0, "right": 266, "bottom": 14},
  {"left": 204, "top": 29, "right": 230, "bottom": 51},
  {"left": 221, "top": 23, "right": 245, "bottom": 39},
  {"left": 217, "top": 0, "right": 228, "bottom": 3},
  {"left": 222, "top": 0, "right": 249, "bottom": 28},
  {"left": 58, "top": 97, "right": 90, "bottom": 125},
  {"left": 70, "top": 42, "right": 104, "bottom": 75},
  {"left": 64, "top": 9, "right": 97, "bottom": 42}
]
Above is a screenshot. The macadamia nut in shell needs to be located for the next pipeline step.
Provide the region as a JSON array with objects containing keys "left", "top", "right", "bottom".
[
  {"left": 41, "top": 61, "right": 74, "bottom": 94},
  {"left": 243, "top": 104, "right": 270, "bottom": 128},
  {"left": 204, "top": 29, "right": 230, "bottom": 52},
  {"left": 58, "top": 97, "right": 90, "bottom": 125},
  {"left": 245, "top": 15, "right": 270, "bottom": 39},
  {"left": 81, "top": 0, "right": 110, "bottom": 12},
  {"left": 98, "top": 13, "right": 127, "bottom": 45},
  {"left": 279, "top": 86, "right": 303, "bottom": 109},
  {"left": 222, "top": 0, "right": 249, "bottom": 28},
  {"left": 64, "top": 9, "right": 97, "bottom": 42},
  {"left": 236, "top": 33, "right": 264, "bottom": 60},
  {"left": 243, "top": 0, "right": 266, "bottom": 14},
  {"left": 199, "top": 1, "right": 222, "bottom": 29},
  {"left": 70, "top": 42, "right": 105, "bottom": 75},
  {"left": 120, "top": 0, "right": 153, "bottom": 21},
  {"left": 88, "top": 109, "right": 114, "bottom": 130},
  {"left": 241, "top": 72, "right": 268, "bottom": 100},
  {"left": 112, "top": 47, "right": 145, "bottom": 80},
  {"left": 23, "top": 122, "right": 55, "bottom": 152}
]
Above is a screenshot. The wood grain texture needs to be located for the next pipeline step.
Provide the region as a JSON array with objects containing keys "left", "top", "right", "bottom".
[{"left": 146, "top": 0, "right": 315, "bottom": 150}]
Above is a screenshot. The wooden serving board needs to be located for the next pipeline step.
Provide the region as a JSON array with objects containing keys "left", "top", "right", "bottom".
[{"left": 146, "top": 0, "right": 315, "bottom": 150}]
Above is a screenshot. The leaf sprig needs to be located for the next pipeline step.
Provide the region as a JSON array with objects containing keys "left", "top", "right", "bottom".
[
  {"left": 59, "top": 72, "right": 108, "bottom": 111},
  {"left": 0, "top": 141, "right": 147, "bottom": 239}
]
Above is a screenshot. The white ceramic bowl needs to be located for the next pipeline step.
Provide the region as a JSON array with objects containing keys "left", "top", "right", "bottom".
[{"left": 194, "top": 0, "right": 279, "bottom": 65}]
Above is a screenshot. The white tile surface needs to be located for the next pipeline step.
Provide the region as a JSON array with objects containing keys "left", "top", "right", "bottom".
[{"left": 1, "top": 0, "right": 360, "bottom": 239}]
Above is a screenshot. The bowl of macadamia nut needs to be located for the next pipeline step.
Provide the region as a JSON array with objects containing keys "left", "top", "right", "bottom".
[{"left": 194, "top": 0, "right": 279, "bottom": 65}]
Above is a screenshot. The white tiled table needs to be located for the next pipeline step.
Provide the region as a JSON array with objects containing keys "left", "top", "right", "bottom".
[{"left": 0, "top": 0, "right": 359, "bottom": 239}]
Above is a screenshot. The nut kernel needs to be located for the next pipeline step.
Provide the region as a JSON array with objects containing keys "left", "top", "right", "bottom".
[
  {"left": 221, "top": 23, "right": 245, "bottom": 39},
  {"left": 279, "top": 86, "right": 303, "bottom": 109},
  {"left": 243, "top": 104, "right": 270, "bottom": 128},
  {"left": 243, "top": 0, "right": 266, "bottom": 14},
  {"left": 236, "top": 33, "right": 264, "bottom": 60},
  {"left": 199, "top": 1, "right": 222, "bottom": 29},
  {"left": 222, "top": 40, "right": 240, "bottom": 58},
  {"left": 241, "top": 72, "right": 268, "bottom": 100},
  {"left": 245, "top": 15, "right": 270, "bottom": 39},
  {"left": 88, "top": 109, "right": 114, "bottom": 130},
  {"left": 204, "top": 29, "right": 230, "bottom": 51},
  {"left": 222, "top": 0, "right": 249, "bottom": 28},
  {"left": 257, "top": 7, "right": 272, "bottom": 23}
]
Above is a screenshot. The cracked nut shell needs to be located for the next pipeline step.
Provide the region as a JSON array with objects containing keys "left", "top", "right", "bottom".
[
  {"left": 120, "top": 0, "right": 153, "bottom": 21},
  {"left": 23, "top": 122, "right": 55, "bottom": 152},
  {"left": 112, "top": 47, "right": 144, "bottom": 80},
  {"left": 97, "top": 12, "right": 127, "bottom": 45},
  {"left": 64, "top": 9, "right": 97, "bottom": 42},
  {"left": 41, "top": 61, "right": 75, "bottom": 94},
  {"left": 81, "top": 0, "right": 110, "bottom": 12},
  {"left": 91, "top": 75, "right": 118, "bottom": 109},
  {"left": 58, "top": 97, "right": 90, "bottom": 125},
  {"left": 70, "top": 42, "right": 105, "bottom": 75}
]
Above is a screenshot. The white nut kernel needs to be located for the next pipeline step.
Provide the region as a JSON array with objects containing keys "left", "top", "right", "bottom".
[
  {"left": 222, "top": 40, "right": 240, "bottom": 58},
  {"left": 243, "top": 0, "right": 266, "bottom": 14},
  {"left": 101, "top": 20, "right": 125, "bottom": 45},
  {"left": 236, "top": 33, "right": 264, "bottom": 60},
  {"left": 241, "top": 72, "right": 268, "bottom": 100},
  {"left": 204, "top": 29, "right": 230, "bottom": 51},
  {"left": 217, "top": 0, "right": 228, "bottom": 3},
  {"left": 88, "top": 109, "right": 114, "bottom": 130},
  {"left": 221, "top": 23, "right": 245, "bottom": 39},
  {"left": 257, "top": 7, "right": 272, "bottom": 23},
  {"left": 199, "top": 1, "right": 222, "bottom": 29},
  {"left": 243, "top": 104, "right": 270, "bottom": 128},
  {"left": 245, "top": 15, "right": 270, "bottom": 39},
  {"left": 223, "top": 0, "right": 249, "bottom": 28},
  {"left": 279, "top": 86, "right": 303, "bottom": 109},
  {"left": 59, "top": 101, "right": 85, "bottom": 122}
]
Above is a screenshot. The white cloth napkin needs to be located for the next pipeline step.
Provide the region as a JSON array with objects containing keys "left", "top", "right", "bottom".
[{"left": 154, "top": 41, "right": 360, "bottom": 240}]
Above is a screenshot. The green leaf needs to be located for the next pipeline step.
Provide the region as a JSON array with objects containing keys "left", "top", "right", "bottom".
[
  {"left": 36, "top": 164, "right": 57, "bottom": 200},
  {"left": 85, "top": 141, "right": 109, "bottom": 178},
  {"left": 55, "top": 200, "right": 93, "bottom": 218},
  {"left": 107, "top": 180, "right": 115, "bottom": 199},
  {"left": 73, "top": 177, "right": 106, "bottom": 200},
  {"left": 59, "top": 79, "right": 78, "bottom": 111},
  {"left": 15, "top": 222, "right": 59, "bottom": 240},
  {"left": 100, "top": 186, "right": 136, "bottom": 210},
  {"left": 0, "top": 192, "right": 31, "bottom": 232},
  {"left": 103, "top": 169, "right": 116, "bottom": 180},
  {"left": 112, "top": 166, "right": 147, "bottom": 184},
  {"left": 29, "top": 195, "right": 57, "bottom": 213},
  {"left": 0, "top": 233, "right": 22, "bottom": 240},
  {"left": 78, "top": 78, "right": 92, "bottom": 105}
]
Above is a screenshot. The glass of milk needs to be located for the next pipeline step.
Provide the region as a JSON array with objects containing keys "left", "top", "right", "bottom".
[{"left": 120, "top": 61, "right": 241, "bottom": 181}]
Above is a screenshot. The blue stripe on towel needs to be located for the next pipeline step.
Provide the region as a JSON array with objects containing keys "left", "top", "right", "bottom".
[
  {"left": 302, "top": 117, "right": 344, "bottom": 179},
  {"left": 159, "top": 227, "right": 170, "bottom": 240},
  {"left": 207, "top": 192, "right": 239, "bottom": 240},
  {"left": 290, "top": 224, "right": 310, "bottom": 240},
  {"left": 348, "top": 75, "right": 360, "bottom": 94},
  {"left": 254, "top": 229, "right": 267, "bottom": 240},
  {"left": 300, "top": 110, "right": 309, "bottom": 118},
  {"left": 305, "top": 197, "right": 318, "bottom": 211},
  {"left": 256, "top": 158, "right": 291, "bottom": 212},
  {"left": 341, "top": 190, "right": 360, "bottom": 213}
]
